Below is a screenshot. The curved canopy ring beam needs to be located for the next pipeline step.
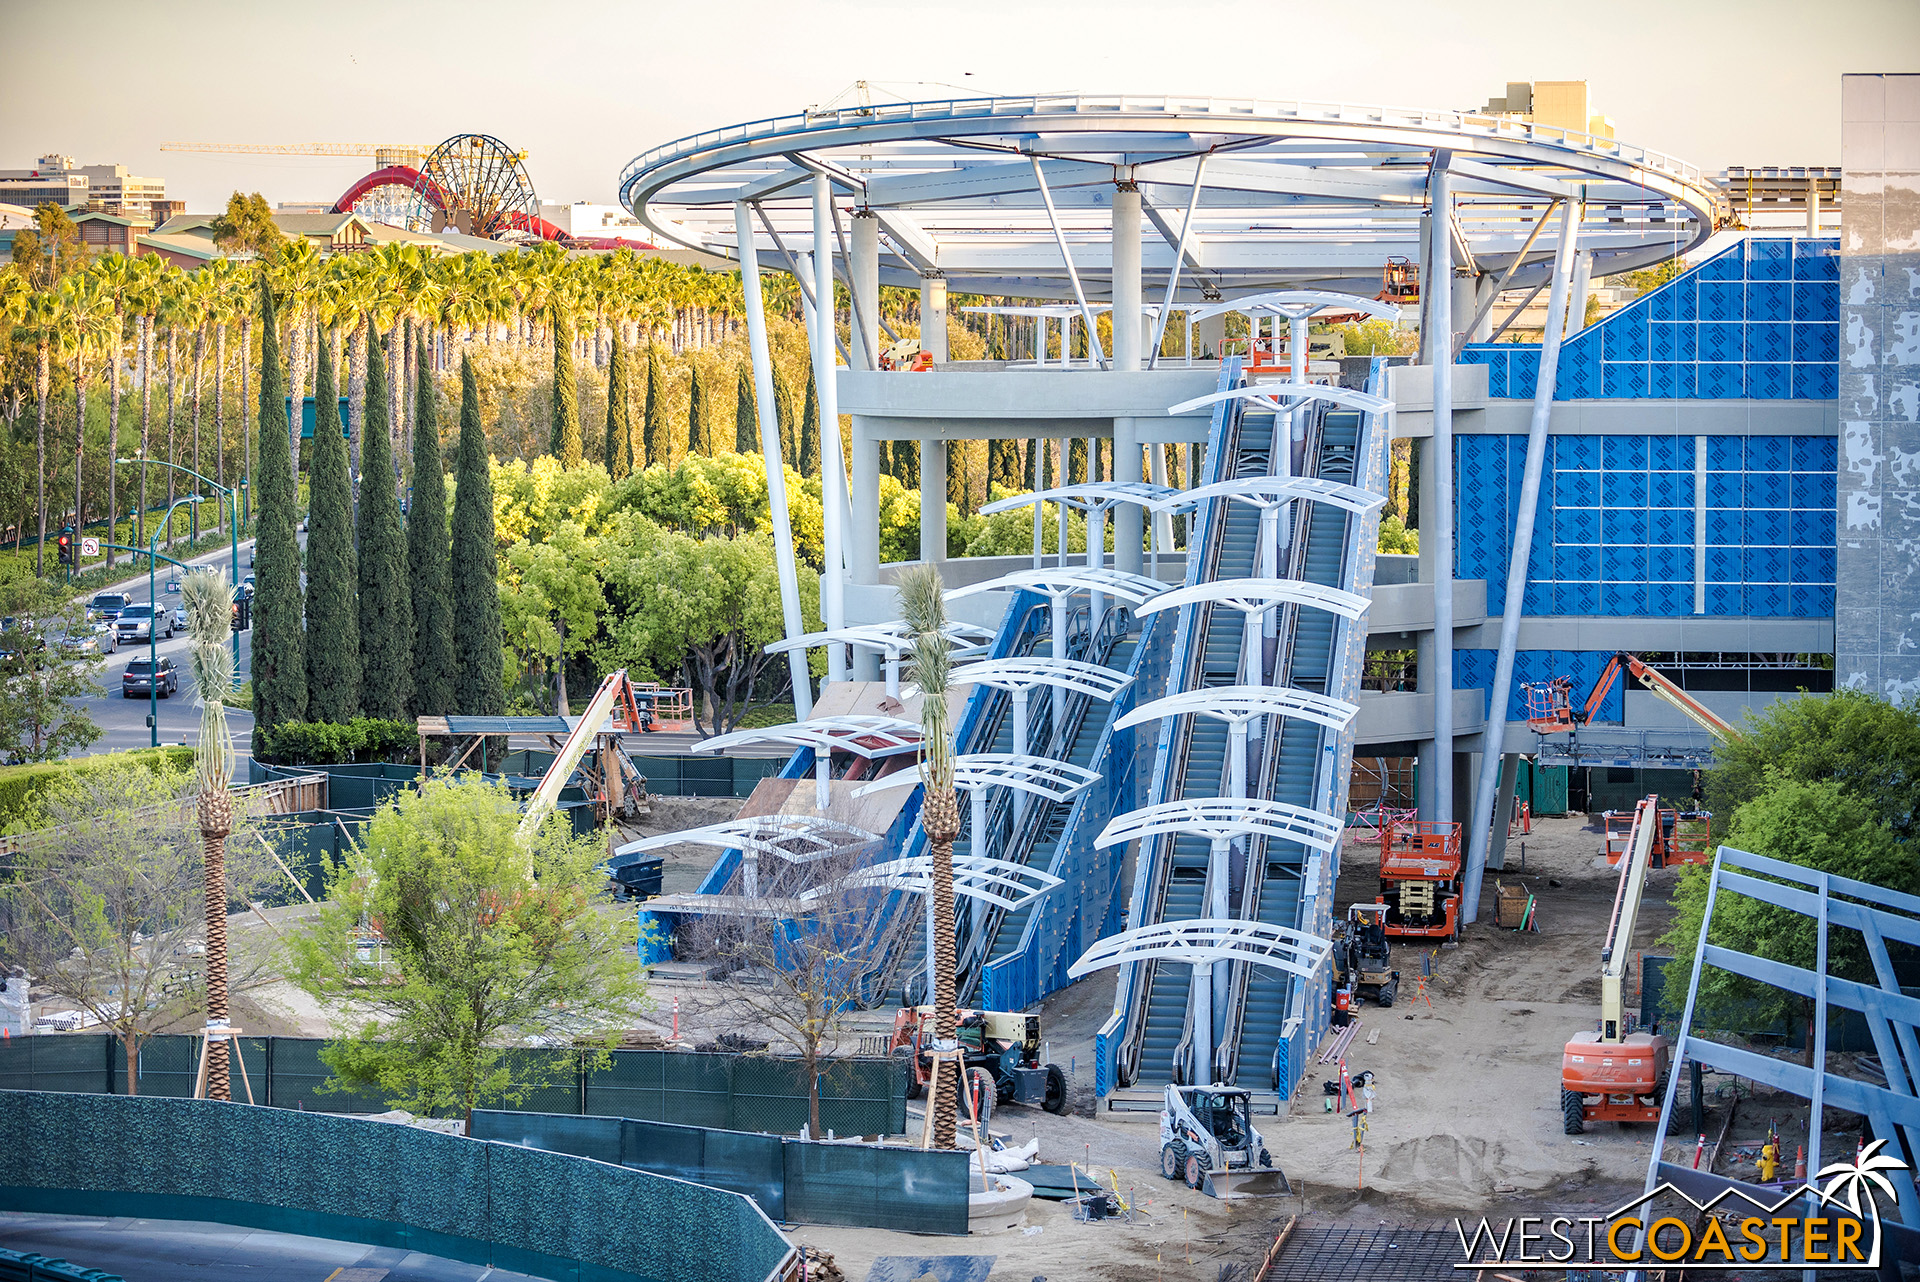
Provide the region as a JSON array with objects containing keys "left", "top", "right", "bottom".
[
  {"left": 608, "top": 814, "right": 882, "bottom": 897},
  {"left": 766, "top": 621, "right": 993, "bottom": 697},
  {"left": 841, "top": 854, "right": 1063, "bottom": 911},
  {"left": 1095, "top": 797, "right": 1347, "bottom": 856},
  {"left": 978, "top": 482, "right": 1178, "bottom": 519},
  {"left": 1185, "top": 290, "right": 1402, "bottom": 325},
  {"left": 945, "top": 566, "right": 1165, "bottom": 606},
  {"left": 955, "top": 656, "right": 1135, "bottom": 701},
  {"left": 1169, "top": 384, "right": 1393, "bottom": 420},
  {"left": 853, "top": 753, "right": 1101, "bottom": 804},
  {"left": 1146, "top": 475, "right": 1386, "bottom": 520},
  {"left": 1116, "top": 685, "right": 1358, "bottom": 801},
  {"left": 1137, "top": 578, "right": 1371, "bottom": 624}
]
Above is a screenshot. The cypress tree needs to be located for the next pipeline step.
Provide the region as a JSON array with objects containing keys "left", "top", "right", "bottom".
[
  {"left": 687, "top": 365, "right": 708, "bottom": 457},
  {"left": 896, "top": 437, "right": 919, "bottom": 490},
  {"left": 303, "top": 334, "right": 358, "bottom": 722},
  {"left": 642, "top": 345, "right": 665, "bottom": 468},
  {"left": 408, "top": 339, "right": 455, "bottom": 717},
  {"left": 773, "top": 365, "right": 798, "bottom": 462},
  {"left": 356, "top": 322, "right": 412, "bottom": 719},
  {"left": 989, "top": 438, "right": 1021, "bottom": 496},
  {"left": 1069, "top": 437, "right": 1087, "bottom": 484},
  {"left": 735, "top": 365, "right": 757, "bottom": 454},
  {"left": 799, "top": 369, "right": 820, "bottom": 474},
  {"left": 604, "top": 334, "right": 630, "bottom": 478},
  {"left": 250, "top": 277, "right": 306, "bottom": 733},
  {"left": 451, "top": 354, "right": 505, "bottom": 716},
  {"left": 947, "top": 442, "right": 965, "bottom": 508},
  {"left": 549, "top": 314, "right": 582, "bottom": 465}
]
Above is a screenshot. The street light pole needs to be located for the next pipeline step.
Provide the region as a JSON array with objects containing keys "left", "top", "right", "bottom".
[
  {"left": 144, "top": 496, "right": 202, "bottom": 748},
  {"left": 119, "top": 458, "right": 241, "bottom": 666}
]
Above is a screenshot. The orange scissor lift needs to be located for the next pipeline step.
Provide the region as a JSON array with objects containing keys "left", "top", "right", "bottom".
[
  {"left": 1602, "top": 806, "right": 1712, "bottom": 868},
  {"left": 1376, "top": 818, "right": 1464, "bottom": 942}
]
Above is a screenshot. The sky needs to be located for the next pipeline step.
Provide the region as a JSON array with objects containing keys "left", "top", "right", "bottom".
[{"left": 3, "top": 0, "right": 1915, "bottom": 213}]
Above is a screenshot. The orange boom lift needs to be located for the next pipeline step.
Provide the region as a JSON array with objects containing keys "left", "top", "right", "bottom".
[{"left": 1560, "top": 795, "right": 1670, "bottom": 1134}]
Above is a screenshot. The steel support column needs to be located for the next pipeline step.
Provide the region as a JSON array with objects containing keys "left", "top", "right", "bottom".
[
  {"left": 1459, "top": 199, "right": 1578, "bottom": 922},
  {"left": 734, "top": 200, "right": 813, "bottom": 718},
  {"left": 1113, "top": 183, "right": 1144, "bottom": 576},
  {"left": 850, "top": 213, "right": 880, "bottom": 369},
  {"left": 919, "top": 273, "right": 948, "bottom": 361},
  {"left": 920, "top": 437, "right": 946, "bottom": 563},
  {"left": 1427, "top": 157, "right": 1455, "bottom": 825},
  {"left": 812, "top": 176, "right": 848, "bottom": 680}
]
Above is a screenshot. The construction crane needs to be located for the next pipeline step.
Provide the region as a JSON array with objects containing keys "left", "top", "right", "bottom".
[
  {"left": 1524, "top": 652, "right": 1739, "bottom": 740},
  {"left": 1560, "top": 794, "right": 1670, "bottom": 1134},
  {"left": 161, "top": 141, "right": 431, "bottom": 167}
]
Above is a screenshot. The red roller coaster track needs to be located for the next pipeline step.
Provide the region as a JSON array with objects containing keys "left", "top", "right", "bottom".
[{"left": 331, "top": 164, "right": 652, "bottom": 250}]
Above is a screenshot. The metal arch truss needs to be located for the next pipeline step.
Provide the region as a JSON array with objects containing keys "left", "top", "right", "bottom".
[
  {"left": 1148, "top": 475, "right": 1387, "bottom": 519},
  {"left": 636, "top": 893, "right": 812, "bottom": 918},
  {"left": 1069, "top": 918, "right": 1333, "bottom": 983},
  {"left": 1646, "top": 844, "right": 1920, "bottom": 1255},
  {"left": 694, "top": 714, "right": 922, "bottom": 760},
  {"left": 1115, "top": 685, "right": 1357, "bottom": 734},
  {"left": 1187, "top": 289, "right": 1401, "bottom": 324},
  {"left": 763, "top": 620, "right": 992, "bottom": 657},
  {"left": 979, "top": 483, "right": 1178, "bottom": 519},
  {"left": 953, "top": 655, "right": 1136, "bottom": 701},
  {"left": 1095, "top": 797, "right": 1346, "bottom": 855},
  {"left": 607, "top": 815, "right": 880, "bottom": 870},
  {"left": 1138, "top": 577, "right": 1371, "bottom": 623},
  {"left": 843, "top": 853, "right": 1063, "bottom": 911},
  {"left": 852, "top": 753, "right": 1101, "bottom": 803},
  {"left": 945, "top": 566, "right": 1167, "bottom": 606},
  {"left": 1170, "top": 384, "right": 1393, "bottom": 420}
]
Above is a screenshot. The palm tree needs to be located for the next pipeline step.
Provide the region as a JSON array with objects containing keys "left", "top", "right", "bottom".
[
  {"left": 271, "top": 239, "right": 323, "bottom": 476},
  {"left": 60, "top": 273, "right": 112, "bottom": 563},
  {"left": 127, "top": 256, "right": 170, "bottom": 548},
  {"left": 896, "top": 562, "right": 961, "bottom": 1149},
  {"left": 21, "top": 290, "right": 60, "bottom": 575},
  {"left": 180, "top": 569, "right": 238, "bottom": 1101},
  {"left": 95, "top": 253, "right": 140, "bottom": 567}
]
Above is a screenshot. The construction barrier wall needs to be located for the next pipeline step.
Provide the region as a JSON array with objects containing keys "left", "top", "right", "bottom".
[
  {"left": 0, "top": 1037, "right": 906, "bottom": 1137},
  {"left": 0, "top": 1244, "right": 125, "bottom": 1282},
  {"left": 0, "top": 1090, "right": 794, "bottom": 1282},
  {"left": 471, "top": 1110, "right": 971, "bottom": 1236}
]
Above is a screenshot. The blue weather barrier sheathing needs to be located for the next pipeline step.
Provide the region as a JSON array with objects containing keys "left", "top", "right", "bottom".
[
  {"left": 472, "top": 1110, "right": 972, "bottom": 1236},
  {"left": 0, "top": 1091, "right": 795, "bottom": 1282}
]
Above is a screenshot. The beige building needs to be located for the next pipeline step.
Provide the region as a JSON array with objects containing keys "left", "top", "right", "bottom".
[
  {"left": 0, "top": 154, "right": 168, "bottom": 217},
  {"left": 1476, "top": 81, "right": 1615, "bottom": 140}
]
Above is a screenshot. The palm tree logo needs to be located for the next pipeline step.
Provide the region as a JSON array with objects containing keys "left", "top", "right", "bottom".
[{"left": 1814, "top": 1138, "right": 1906, "bottom": 1263}]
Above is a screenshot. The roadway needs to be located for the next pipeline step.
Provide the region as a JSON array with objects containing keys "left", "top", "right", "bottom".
[
  {"left": 0, "top": 1212, "right": 545, "bottom": 1282},
  {"left": 75, "top": 537, "right": 257, "bottom": 759}
]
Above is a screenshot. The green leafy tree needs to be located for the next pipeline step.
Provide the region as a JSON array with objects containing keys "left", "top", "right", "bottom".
[
  {"left": 9, "top": 204, "right": 88, "bottom": 290},
  {"left": 250, "top": 277, "right": 306, "bottom": 732},
  {"left": 687, "top": 365, "right": 708, "bottom": 458},
  {"left": 1706, "top": 691, "right": 1920, "bottom": 842},
  {"left": 304, "top": 334, "right": 359, "bottom": 721},
  {"left": 1660, "top": 773, "right": 1911, "bottom": 1057},
  {"left": 0, "top": 762, "right": 270, "bottom": 1092},
  {"left": 734, "top": 365, "right": 757, "bottom": 454},
  {"left": 604, "top": 334, "right": 631, "bottom": 479},
  {"left": 408, "top": 339, "right": 455, "bottom": 717},
  {"left": 207, "top": 192, "right": 287, "bottom": 260},
  {"left": 286, "top": 775, "right": 646, "bottom": 1129},
  {"left": 0, "top": 573, "right": 102, "bottom": 763},
  {"left": 641, "top": 345, "right": 666, "bottom": 468},
  {"left": 356, "top": 323, "right": 412, "bottom": 719},
  {"left": 549, "top": 316, "right": 582, "bottom": 466},
  {"left": 451, "top": 356, "right": 506, "bottom": 717},
  {"left": 500, "top": 522, "right": 606, "bottom": 716}
]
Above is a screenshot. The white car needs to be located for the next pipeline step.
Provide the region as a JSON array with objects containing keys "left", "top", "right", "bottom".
[{"left": 114, "top": 603, "right": 174, "bottom": 645}]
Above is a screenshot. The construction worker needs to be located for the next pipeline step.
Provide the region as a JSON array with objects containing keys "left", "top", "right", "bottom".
[
  {"left": 1332, "top": 984, "right": 1353, "bottom": 1028},
  {"left": 1758, "top": 1139, "right": 1780, "bottom": 1183}
]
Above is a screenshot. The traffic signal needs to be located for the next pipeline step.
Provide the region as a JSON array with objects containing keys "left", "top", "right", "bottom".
[
  {"left": 55, "top": 533, "right": 71, "bottom": 567},
  {"left": 231, "top": 598, "right": 250, "bottom": 632}
]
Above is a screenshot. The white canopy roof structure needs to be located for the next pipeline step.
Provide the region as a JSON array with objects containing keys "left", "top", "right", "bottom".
[
  {"left": 1095, "top": 797, "right": 1346, "bottom": 854},
  {"left": 694, "top": 714, "right": 923, "bottom": 760},
  {"left": 979, "top": 482, "right": 1178, "bottom": 518},
  {"left": 953, "top": 656, "right": 1135, "bottom": 701},
  {"left": 1068, "top": 919, "right": 1333, "bottom": 981},
  {"left": 843, "top": 853, "right": 1063, "bottom": 911},
  {"left": 1170, "top": 384, "right": 1393, "bottom": 419},
  {"left": 621, "top": 94, "right": 1723, "bottom": 299},
  {"left": 763, "top": 621, "right": 992, "bottom": 657},
  {"left": 1147, "top": 476, "right": 1386, "bottom": 519},
  {"left": 608, "top": 815, "right": 880, "bottom": 868},
  {"left": 852, "top": 753, "right": 1101, "bottom": 802},
  {"left": 636, "top": 893, "right": 812, "bottom": 918},
  {"left": 945, "top": 566, "right": 1167, "bottom": 605},
  {"left": 1186, "top": 290, "right": 1401, "bottom": 324},
  {"left": 1115, "top": 686, "right": 1358, "bottom": 733},
  {"left": 1137, "top": 578, "right": 1371, "bottom": 623}
]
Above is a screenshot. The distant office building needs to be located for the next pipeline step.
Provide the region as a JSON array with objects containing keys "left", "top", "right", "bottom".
[
  {"left": 1476, "top": 81, "right": 1615, "bottom": 140},
  {"left": 538, "top": 201, "right": 647, "bottom": 238},
  {"left": 0, "top": 154, "right": 167, "bottom": 218}
]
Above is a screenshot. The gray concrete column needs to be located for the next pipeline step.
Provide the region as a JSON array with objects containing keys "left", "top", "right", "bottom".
[
  {"left": 1469, "top": 274, "right": 1496, "bottom": 343},
  {"left": 919, "top": 273, "right": 948, "bottom": 362},
  {"left": 1197, "top": 313, "right": 1225, "bottom": 361},
  {"left": 850, "top": 212, "right": 880, "bottom": 369},
  {"left": 920, "top": 437, "right": 947, "bottom": 563},
  {"left": 850, "top": 416, "right": 881, "bottom": 584},
  {"left": 1112, "top": 185, "right": 1143, "bottom": 370}
]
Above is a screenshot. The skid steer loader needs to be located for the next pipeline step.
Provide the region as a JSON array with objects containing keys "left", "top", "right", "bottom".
[{"left": 1156, "top": 1085, "right": 1292, "bottom": 1198}]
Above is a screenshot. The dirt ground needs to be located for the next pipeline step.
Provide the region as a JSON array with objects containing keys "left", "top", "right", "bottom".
[{"left": 780, "top": 813, "right": 1706, "bottom": 1281}]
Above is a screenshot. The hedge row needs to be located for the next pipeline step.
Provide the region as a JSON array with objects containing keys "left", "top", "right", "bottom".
[
  {"left": 0, "top": 747, "right": 196, "bottom": 830},
  {"left": 253, "top": 717, "right": 415, "bottom": 766}
]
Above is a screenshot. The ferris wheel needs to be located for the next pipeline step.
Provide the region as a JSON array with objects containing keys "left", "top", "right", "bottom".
[{"left": 404, "top": 134, "right": 541, "bottom": 239}]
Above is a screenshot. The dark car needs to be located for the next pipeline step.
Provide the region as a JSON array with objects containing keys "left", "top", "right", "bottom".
[
  {"left": 89, "top": 592, "right": 132, "bottom": 622},
  {"left": 122, "top": 656, "right": 179, "bottom": 698}
]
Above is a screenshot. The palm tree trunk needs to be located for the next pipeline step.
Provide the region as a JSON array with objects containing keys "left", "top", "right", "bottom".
[
  {"left": 240, "top": 315, "right": 252, "bottom": 534},
  {"left": 924, "top": 791, "right": 962, "bottom": 1150},
  {"left": 347, "top": 322, "right": 365, "bottom": 502},
  {"left": 190, "top": 326, "right": 205, "bottom": 543},
  {"left": 73, "top": 351, "right": 87, "bottom": 554},
  {"left": 138, "top": 317, "right": 151, "bottom": 547},
  {"left": 199, "top": 793, "right": 233, "bottom": 1102},
  {"left": 214, "top": 325, "right": 227, "bottom": 533},
  {"left": 107, "top": 312, "right": 123, "bottom": 568},
  {"left": 164, "top": 330, "right": 178, "bottom": 547},
  {"left": 34, "top": 338, "right": 47, "bottom": 577}
]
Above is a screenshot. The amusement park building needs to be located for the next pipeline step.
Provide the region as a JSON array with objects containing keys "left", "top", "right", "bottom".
[{"left": 616, "top": 77, "right": 1916, "bottom": 1097}]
